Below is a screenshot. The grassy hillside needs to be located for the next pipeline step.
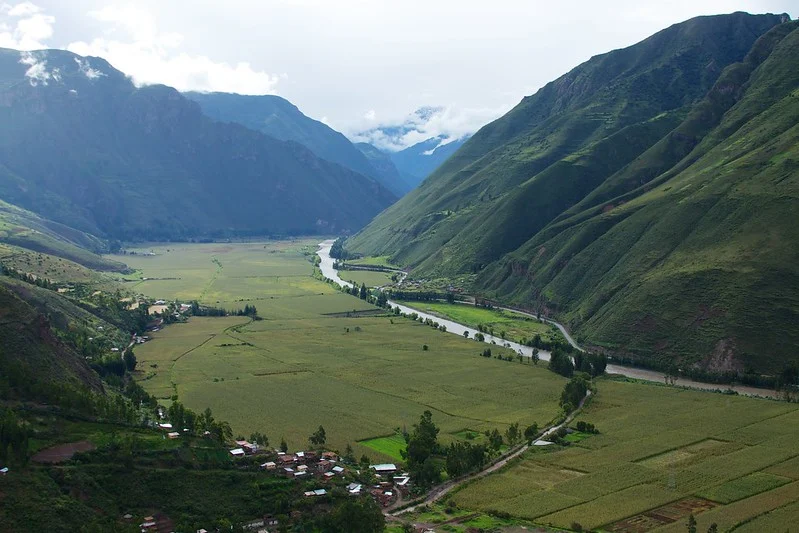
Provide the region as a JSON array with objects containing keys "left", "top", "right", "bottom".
[
  {"left": 350, "top": 13, "right": 798, "bottom": 373},
  {"left": 0, "top": 280, "right": 103, "bottom": 401},
  {"left": 0, "top": 48, "right": 395, "bottom": 241},
  {"left": 351, "top": 13, "right": 787, "bottom": 269},
  {"left": 0, "top": 199, "right": 125, "bottom": 271}
]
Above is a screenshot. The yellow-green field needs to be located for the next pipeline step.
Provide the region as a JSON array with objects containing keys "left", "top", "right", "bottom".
[
  {"left": 452, "top": 378, "right": 799, "bottom": 531},
  {"left": 117, "top": 240, "right": 326, "bottom": 309},
  {"left": 399, "top": 300, "right": 564, "bottom": 344},
  {"left": 338, "top": 268, "right": 395, "bottom": 287},
  {"left": 129, "top": 240, "right": 565, "bottom": 460}
]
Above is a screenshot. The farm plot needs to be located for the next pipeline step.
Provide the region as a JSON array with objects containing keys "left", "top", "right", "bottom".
[
  {"left": 397, "top": 300, "right": 565, "bottom": 345},
  {"left": 451, "top": 378, "right": 799, "bottom": 531},
  {"left": 338, "top": 269, "right": 395, "bottom": 287},
  {"left": 130, "top": 241, "right": 565, "bottom": 460}
]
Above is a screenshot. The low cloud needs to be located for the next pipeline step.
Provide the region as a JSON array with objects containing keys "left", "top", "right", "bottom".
[
  {"left": 19, "top": 50, "right": 56, "bottom": 85},
  {"left": 74, "top": 57, "right": 105, "bottom": 79},
  {"left": 349, "top": 104, "right": 511, "bottom": 152}
]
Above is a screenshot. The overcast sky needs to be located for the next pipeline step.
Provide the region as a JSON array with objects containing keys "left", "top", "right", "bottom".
[{"left": 1, "top": 1, "right": 794, "bottom": 149}]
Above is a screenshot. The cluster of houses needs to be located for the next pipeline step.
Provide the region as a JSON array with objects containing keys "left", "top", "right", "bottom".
[{"left": 225, "top": 442, "right": 413, "bottom": 508}]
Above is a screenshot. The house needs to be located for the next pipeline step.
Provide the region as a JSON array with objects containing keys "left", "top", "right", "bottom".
[
  {"left": 278, "top": 454, "right": 296, "bottom": 465},
  {"left": 293, "top": 471, "right": 307, "bottom": 478},
  {"left": 323, "top": 471, "right": 335, "bottom": 480},
  {"left": 321, "top": 451, "right": 338, "bottom": 461},
  {"left": 158, "top": 423, "right": 173, "bottom": 430},
  {"left": 154, "top": 300, "right": 166, "bottom": 305},
  {"left": 303, "top": 489, "right": 327, "bottom": 497},
  {"left": 283, "top": 467, "right": 295, "bottom": 477},
  {"left": 229, "top": 448, "right": 245, "bottom": 457},
  {"left": 331, "top": 466, "right": 345, "bottom": 475},
  {"left": 260, "top": 461, "right": 276, "bottom": 470},
  {"left": 370, "top": 463, "right": 397, "bottom": 475},
  {"left": 297, "top": 464, "right": 308, "bottom": 472},
  {"left": 167, "top": 432, "right": 180, "bottom": 439},
  {"left": 346, "top": 483, "right": 362, "bottom": 495},
  {"left": 0, "top": 467, "right": 8, "bottom": 475}
]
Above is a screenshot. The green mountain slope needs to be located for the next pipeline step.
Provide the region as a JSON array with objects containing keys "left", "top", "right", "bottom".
[
  {"left": 0, "top": 49, "right": 396, "bottom": 241},
  {"left": 350, "top": 13, "right": 798, "bottom": 373},
  {"left": 0, "top": 280, "right": 103, "bottom": 401},
  {"left": 0, "top": 198, "right": 125, "bottom": 271},
  {"left": 186, "top": 91, "right": 409, "bottom": 196}
]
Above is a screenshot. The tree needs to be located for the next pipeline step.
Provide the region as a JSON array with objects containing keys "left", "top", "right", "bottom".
[
  {"left": 343, "top": 443, "right": 355, "bottom": 463},
  {"left": 687, "top": 514, "right": 697, "bottom": 533},
  {"left": 524, "top": 423, "right": 539, "bottom": 443},
  {"left": 359, "top": 283, "right": 368, "bottom": 300},
  {"left": 123, "top": 349, "right": 137, "bottom": 371},
  {"left": 280, "top": 437, "right": 288, "bottom": 453},
  {"left": 250, "top": 432, "right": 269, "bottom": 448},
  {"left": 549, "top": 348, "right": 574, "bottom": 377},
  {"left": 505, "top": 422, "right": 520, "bottom": 446},
  {"left": 323, "top": 496, "right": 385, "bottom": 532},
  {"left": 463, "top": 331, "right": 469, "bottom": 339},
  {"left": 403, "top": 410, "right": 441, "bottom": 488},
  {"left": 487, "top": 428, "right": 503, "bottom": 452},
  {"left": 707, "top": 524, "right": 718, "bottom": 533},
  {"left": 309, "top": 425, "right": 327, "bottom": 447},
  {"left": 560, "top": 375, "right": 589, "bottom": 409}
]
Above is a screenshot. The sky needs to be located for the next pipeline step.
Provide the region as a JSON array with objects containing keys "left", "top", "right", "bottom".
[{"left": 0, "top": 1, "right": 794, "bottom": 150}]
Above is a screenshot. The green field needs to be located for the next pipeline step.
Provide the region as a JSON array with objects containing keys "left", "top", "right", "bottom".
[
  {"left": 339, "top": 268, "right": 395, "bottom": 287},
  {"left": 451, "top": 378, "right": 799, "bottom": 531},
  {"left": 359, "top": 434, "right": 407, "bottom": 461},
  {"left": 398, "top": 300, "right": 564, "bottom": 344},
  {"left": 130, "top": 241, "right": 565, "bottom": 461}
]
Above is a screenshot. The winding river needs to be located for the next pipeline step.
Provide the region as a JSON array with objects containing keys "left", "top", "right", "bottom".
[{"left": 318, "top": 240, "right": 778, "bottom": 399}]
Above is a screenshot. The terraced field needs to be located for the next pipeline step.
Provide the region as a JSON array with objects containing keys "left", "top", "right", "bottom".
[{"left": 452, "top": 378, "right": 799, "bottom": 531}]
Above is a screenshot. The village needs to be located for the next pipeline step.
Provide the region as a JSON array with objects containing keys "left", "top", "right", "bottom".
[{"left": 134, "top": 425, "right": 414, "bottom": 533}]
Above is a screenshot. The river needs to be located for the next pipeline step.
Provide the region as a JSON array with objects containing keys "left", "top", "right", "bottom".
[{"left": 318, "top": 240, "right": 778, "bottom": 399}]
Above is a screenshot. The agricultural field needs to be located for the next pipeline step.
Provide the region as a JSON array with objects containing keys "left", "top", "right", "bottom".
[
  {"left": 398, "top": 300, "right": 564, "bottom": 345},
  {"left": 117, "top": 240, "right": 328, "bottom": 309},
  {"left": 338, "top": 268, "right": 395, "bottom": 288},
  {"left": 451, "top": 377, "right": 799, "bottom": 532},
  {"left": 130, "top": 240, "right": 565, "bottom": 460}
]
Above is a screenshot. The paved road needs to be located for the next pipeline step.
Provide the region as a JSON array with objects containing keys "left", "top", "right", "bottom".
[{"left": 388, "top": 390, "right": 593, "bottom": 517}]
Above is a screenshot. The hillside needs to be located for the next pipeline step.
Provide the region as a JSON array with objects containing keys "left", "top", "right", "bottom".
[
  {"left": 0, "top": 199, "right": 125, "bottom": 271},
  {"left": 0, "top": 280, "right": 103, "bottom": 401},
  {"left": 350, "top": 13, "right": 798, "bottom": 373},
  {"left": 186, "top": 91, "right": 409, "bottom": 196},
  {"left": 0, "top": 49, "right": 396, "bottom": 241}
]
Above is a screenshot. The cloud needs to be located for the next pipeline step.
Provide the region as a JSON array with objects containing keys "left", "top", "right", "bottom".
[
  {"left": 19, "top": 50, "right": 56, "bottom": 85},
  {"left": 0, "top": 1, "right": 54, "bottom": 50},
  {"left": 74, "top": 56, "right": 105, "bottom": 79},
  {"left": 65, "top": 4, "right": 282, "bottom": 94},
  {"left": 350, "top": 103, "right": 511, "bottom": 152}
]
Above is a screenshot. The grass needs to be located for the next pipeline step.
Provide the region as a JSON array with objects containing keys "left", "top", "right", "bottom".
[
  {"left": 396, "top": 300, "right": 564, "bottom": 345},
  {"left": 344, "top": 255, "right": 398, "bottom": 268},
  {"left": 359, "top": 434, "right": 407, "bottom": 461},
  {"left": 338, "top": 268, "right": 395, "bottom": 287},
  {"left": 451, "top": 378, "right": 799, "bottom": 530},
  {"left": 130, "top": 241, "right": 565, "bottom": 461}
]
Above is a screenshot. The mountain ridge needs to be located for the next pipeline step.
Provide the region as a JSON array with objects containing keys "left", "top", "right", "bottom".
[{"left": 349, "top": 12, "right": 798, "bottom": 372}]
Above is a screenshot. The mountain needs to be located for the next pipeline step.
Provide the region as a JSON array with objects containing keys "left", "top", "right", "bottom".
[
  {"left": 354, "top": 142, "right": 414, "bottom": 193},
  {"left": 389, "top": 136, "right": 468, "bottom": 188},
  {"left": 350, "top": 12, "right": 798, "bottom": 373},
  {"left": 185, "top": 92, "right": 410, "bottom": 197},
  {"left": 0, "top": 48, "right": 396, "bottom": 241}
]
